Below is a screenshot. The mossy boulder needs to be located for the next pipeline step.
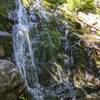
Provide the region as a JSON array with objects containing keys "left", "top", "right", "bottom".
[
  {"left": 0, "top": 60, "right": 25, "bottom": 100},
  {"left": 0, "top": 0, "right": 15, "bottom": 32}
]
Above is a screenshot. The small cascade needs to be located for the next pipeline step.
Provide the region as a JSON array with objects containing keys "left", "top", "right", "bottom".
[
  {"left": 13, "top": 0, "right": 44, "bottom": 99},
  {"left": 48, "top": 20, "right": 77, "bottom": 99},
  {"left": 31, "top": 0, "right": 49, "bottom": 20},
  {"left": 62, "top": 22, "right": 76, "bottom": 100}
]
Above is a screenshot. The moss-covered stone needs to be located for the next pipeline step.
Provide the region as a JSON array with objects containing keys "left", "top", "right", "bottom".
[
  {"left": 0, "top": 0, "right": 15, "bottom": 32},
  {"left": 0, "top": 60, "right": 25, "bottom": 100}
]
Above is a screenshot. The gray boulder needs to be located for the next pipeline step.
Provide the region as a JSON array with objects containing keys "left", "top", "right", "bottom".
[{"left": 0, "top": 60, "right": 25, "bottom": 100}]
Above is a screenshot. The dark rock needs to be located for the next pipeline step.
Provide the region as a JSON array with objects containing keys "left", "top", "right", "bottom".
[
  {"left": 0, "top": 37, "right": 12, "bottom": 59},
  {"left": 0, "top": 60, "right": 25, "bottom": 100}
]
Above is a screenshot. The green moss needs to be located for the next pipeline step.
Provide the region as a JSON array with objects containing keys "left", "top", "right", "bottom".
[
  {"left": 0, "top": 0, "right": 15, "bottom": 32},
  {"left": 0, "top": 0, "right": 15, "bottom": 17},
  {"left": 44, "top": 0, "right": 67, "bottom": 9},
  {"left": 68, "top": 32, "right": 88, "bottom": 68}
]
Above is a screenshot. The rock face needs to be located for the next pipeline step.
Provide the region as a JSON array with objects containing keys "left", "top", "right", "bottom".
[
  {"left": 0, "top": 60, "right": 25, "bottom": 100},
  {"left": 0, "top": 37, "right": 12, "bottom": 59}
]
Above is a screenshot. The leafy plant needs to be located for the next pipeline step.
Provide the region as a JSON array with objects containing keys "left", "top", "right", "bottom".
[
  {"left": 45, "top": 0, "right": 67, "bottom": 8},
  {"left": 67, "top": 0, "right": 96, "bottom": 12},
  {"left": 78, "top": 0, "right": 96, "bottom": 13},
  {"left": 67, "top": 0, "right": 81, "bottom": 11}
]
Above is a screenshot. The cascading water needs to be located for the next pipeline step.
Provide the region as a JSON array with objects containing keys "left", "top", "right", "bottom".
[
  {"left": 13, "top": 0, "right": 44, "bottom": 99},
  {"left": 63, "top": 29, "right": 76, "bottom": 100},
  {"left": 60, "top": 21, "right": 77, "bottom": 100},
  {"left": 12, "top": 0, "right": 77, "bottom": 99}
]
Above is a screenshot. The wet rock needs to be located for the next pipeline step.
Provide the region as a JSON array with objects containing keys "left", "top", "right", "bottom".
[
  {"left": 0, "top": 31, "right": 10, "bottom": 36},
  {"left": 0, "top": 60, "right": 25, "bottom": 100}
]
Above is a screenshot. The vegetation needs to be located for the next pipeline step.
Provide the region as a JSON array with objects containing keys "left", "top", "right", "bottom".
[
  {"left": 0, "top": 0, "right": 100, "bottom": 99},
  {"left": 67, "top": 0, "right": 96, "bottom": 12}
]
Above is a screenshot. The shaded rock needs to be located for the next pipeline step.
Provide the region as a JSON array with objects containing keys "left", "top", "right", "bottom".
[
  {"left": 0, "top": 37, "right": 12, "bottom": 59},
  {"left": 0, "top": 60, "right": 25, "bottom": 100},
  {"left": 0, "top": 46, "right": 5, "bottom": 57}
]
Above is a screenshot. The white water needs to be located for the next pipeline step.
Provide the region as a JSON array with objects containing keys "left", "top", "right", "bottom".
[
  {"left": 12, "top": 0, "right": 77, "bottom": 99},
  {"left": 63, "top": 23, "right": 76, "bottom": 100},
  {"left": 13, "top": 0, "right": 44, "bottom": 99},
  {"left": 31, "top": 0, "right": 49, "bottom": 20}
]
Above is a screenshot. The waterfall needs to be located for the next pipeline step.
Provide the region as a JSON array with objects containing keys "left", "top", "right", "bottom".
[
  {"left": 62, "top": 22, "right": 76, "bottom": 100},
  {"left": 13, "top": 0, "right": 44, "bottom": 99},
  {"left": 12, "top": 0, "right": 77, "bottom": 99}
]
